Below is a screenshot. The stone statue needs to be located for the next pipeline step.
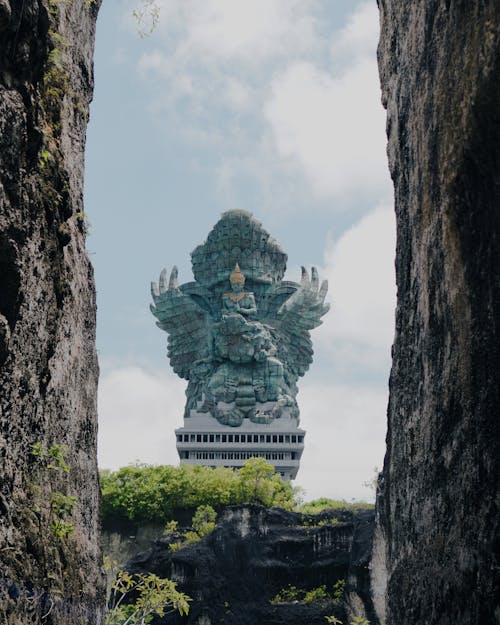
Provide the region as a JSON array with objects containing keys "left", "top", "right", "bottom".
[
  {"left": 150, "top": 210, "right": 329, "bottom": 427},
  {"left": 222, "top": 263, "right": 257, "bottom": 317}
]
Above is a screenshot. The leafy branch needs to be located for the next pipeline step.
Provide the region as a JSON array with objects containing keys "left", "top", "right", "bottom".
[{"left": 104, "top": 564, "right": 191, "bottom": 625}]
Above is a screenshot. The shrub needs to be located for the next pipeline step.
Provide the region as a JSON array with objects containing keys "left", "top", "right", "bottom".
[
  {"left": 271, "top": 585, "right": 301, "bottom": 604},
  {"left": 304, "top": 585, "right": 329, "bottom": 603},
  {"left": 100, "top": 460, "right": 296, "bottom": 524},
  {"left": 298, "top": 498, "right": 374, "bottom": 515}
]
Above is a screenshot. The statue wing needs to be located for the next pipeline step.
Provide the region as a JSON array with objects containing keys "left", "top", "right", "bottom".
[
  {"left": 150, "top": 267, "right": 212, "bottom": 380},
  {"left": 265, "top": 267, "right": 329, "bottom": 380}
]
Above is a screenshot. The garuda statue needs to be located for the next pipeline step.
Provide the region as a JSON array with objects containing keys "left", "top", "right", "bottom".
[{"left": 151, "top": 210, "right": 329, "bottom": 427}]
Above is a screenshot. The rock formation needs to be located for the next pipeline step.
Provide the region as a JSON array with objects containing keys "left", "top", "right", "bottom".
[
  {"left": 0, "top": 0, "right": 104, "bottom": 623},
  {"left": 126, "top": 505, "right": 377, "bottom": 625},
  {"left": 376, "top": 2, "right": 500, "bottom": 623}
]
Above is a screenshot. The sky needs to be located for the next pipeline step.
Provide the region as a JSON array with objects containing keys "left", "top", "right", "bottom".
[{"left": 84, "top": 0, "right": 396, "bottom": 502}]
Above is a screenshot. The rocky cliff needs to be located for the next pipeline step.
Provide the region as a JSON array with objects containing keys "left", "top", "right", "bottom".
[
  {"left": 0, "top": 0, "right": 104, "bottom": 623},
  {"left": 376, "top": 2, "right": 500, "bottom": 624},
  {"left": 125, "top": 505, "right": 377, "bottom": 625}
]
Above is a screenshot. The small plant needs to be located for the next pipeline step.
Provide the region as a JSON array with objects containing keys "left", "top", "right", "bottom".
[
  {"left": 332, "top": 579, "right": 345, "bottom": 605},
  {"left": 325, "top": 616, "right": 369, "bottom": 625},
  {"left": 50, "top": 518, "right": 74, "bottom": 539},
  {"left": 31, "top": 442, "right": 69, "bottom": 473},
  {"left": 51, "top": 492, "right": 77, "bottom": 516},
  {"left": 300, "top": 515, "right": 341, "bottom": 528},
  {"left": 105, "top": 569, "right": 190, "bottom": 625},
  {"left": 163, "top": 520, "right": 178, "bottom": 535},
  {"left": 168, "top": 530, "right": 202, "bottom": 552},
  {"left": 192, "top": 504, "right": 216, "bottom": 537},
  {"left": 298, "top": 498, "right": 374, "bottom": 514},
  {"left": 49, "top": 492, "right": 77, "bottom": 540},
  {"left": 272, "top": 580, "right": 345, "bottom": 606},
  {"left": 304, "top": 585, "right": 329, "bottom": 603},
  {"left": 168, "top": 505, "right": 217, "bottom": 551},
  {"left": 271, "top": 585, "right": 301, "bottom": 604},
  {"left": 31, "top": 442, "right": 76, "bottom": 542}
]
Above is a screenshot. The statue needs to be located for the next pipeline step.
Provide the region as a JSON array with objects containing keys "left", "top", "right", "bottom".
[
  {"left": 222, "top": 263, "right": 257, "bottom": 317},
  {"left": 150, "top": 210, "right": 329, "bottom": 428}
]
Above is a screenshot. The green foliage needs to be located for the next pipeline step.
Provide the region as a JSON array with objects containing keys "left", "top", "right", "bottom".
[
  {"left": 49, "top": 491, "right": 77, "bottom": 538},
  {"left": 332, "top": 579, "right": 345, "bottom": 605},
  {"left": 51, "top": 492, "right": 77, "bottom": 517},
  {"left": 304, "top": 585, "right": 329, "bottom": 603},
  {"left": 39, "top": 148, "right": 52, "bottom": 170},
  {"left": 168, "top": 530, "right": 201, "bottom": 552},
  {"left": 300, "top": 515, "right": 340, "bottom": 528},
  {"left": 31, "top": 442, "right": 69, "bottom": 473},
  {"left": 100, "top": 459, "right": 296, "bottom": 524},
  {"left": 163, "top": 520, "right": 178, "bottom": 535},
  {"left": 105, "top": 569, "right": 190, "bottom": 625},
  {"left": 192, "top": 504, "right": 217, "bottom": 537},
  {"left": 31, "top": 442, "right": 76, "bottom": 541},
  {"left": 50, "top": 518, "right": 74, "bottom": 539},
  {"left": 270, "top": 585, "right": 300, "bottom": 604},
  {"left": 324, "top": 616, "right": 370, "bottom": 625},
  {"left": 298, "top": 498, "right": 374, "bottom": 515},
  {"left": 237, "top": 457, "right": 293, "bottom": 507},
  {"left": 168, "top": 505, "right": 217, "bottom": 552},
  {"left": 271, "top": 580, "right": 345, "bottom": 606}
]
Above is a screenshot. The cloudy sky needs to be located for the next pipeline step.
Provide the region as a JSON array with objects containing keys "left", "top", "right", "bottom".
[{"left": 85, "top": 0, "right": 395, "bottom": 502}]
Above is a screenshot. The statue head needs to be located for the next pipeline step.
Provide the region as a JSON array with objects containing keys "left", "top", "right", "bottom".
[{"left": 230, "top": 263, "right": 245, "bottom": 292}]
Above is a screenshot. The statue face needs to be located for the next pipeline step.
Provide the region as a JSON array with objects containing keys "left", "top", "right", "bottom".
[{"left": 231, "top": 282, "right": 243, "bottom": 293}]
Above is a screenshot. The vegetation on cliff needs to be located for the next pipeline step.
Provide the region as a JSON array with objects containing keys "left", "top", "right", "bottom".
[
  {"left": 100, "top": 458, "right": 297, "bottom": 523},
  {"left": 100, "top": 459, "right": 373, "bottom": 525}
]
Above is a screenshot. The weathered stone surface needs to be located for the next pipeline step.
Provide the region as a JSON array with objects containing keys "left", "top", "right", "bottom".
[
  {"left": 0, "top": 0, "right": 104, "bottom": 623},
  {"left": 376, "top": 2, "right": 500, "bottom": 624},
  {"left": 126, "top": 505, "right": 377, "bottom": 625}
]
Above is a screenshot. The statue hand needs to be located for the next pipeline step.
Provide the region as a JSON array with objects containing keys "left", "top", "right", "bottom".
[
  {"left": 278, "top": 266, "right": 329, "bottom": 321},
  {"left": 151, "top": 266, "right": 180, "bottom": 303}
]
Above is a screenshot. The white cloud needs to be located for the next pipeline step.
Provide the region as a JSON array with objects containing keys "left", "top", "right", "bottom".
[
  {"left": 136, "top": 0, "right": 320, "bottom": 110},
  {"left": 316, "top": 204, "right": 396, "bottom": 370},
  {"left": 224, "top": 78, "right": 254, "bottom": 111},
  {"left": 297, "top": 382, "right": 387, "bottom": 502},
  {"left": 153, "top": 0, "right": 319, "bottom": 63},
  {"left": 264, "top": 57, "right": 389, "bottom": 201},
  {"left": 133, "top": 0, "right": 389, "bottom": 207},
  {"left": 331, "top": 2, "right": 379, "bottom": 66},
  {"left": 98, "top": 366, "right": 186, "bottom": 469}
]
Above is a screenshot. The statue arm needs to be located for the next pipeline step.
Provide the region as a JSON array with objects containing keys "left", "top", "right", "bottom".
[
  {"left": 278, "top": 266, "right": 329, "bottom": 329},
  {"left": 238, "top": 294, "right": 257, "bottom": 316},
  {"left": 150, "top": 267, "right": 211, "bottom": 379}
]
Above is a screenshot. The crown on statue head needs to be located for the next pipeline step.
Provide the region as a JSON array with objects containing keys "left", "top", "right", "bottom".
[{"left": 230, "top": 263, "right": 245, "bottom": 284}]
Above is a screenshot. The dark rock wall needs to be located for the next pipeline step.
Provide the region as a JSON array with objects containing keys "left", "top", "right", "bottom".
[
  {"left": 0, "top": 0, "right": 104, "bottom": 623},
  {"left": 377, "top": 1, "right": 500, "bottom": 624},
  {"left": 126, "top": 505, "right": 377, "bottom": 625}
]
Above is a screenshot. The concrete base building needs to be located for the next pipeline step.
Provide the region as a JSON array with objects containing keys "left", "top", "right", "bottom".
[{"left": 176, "top": 414, "right": 304, "bottom": 480}]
